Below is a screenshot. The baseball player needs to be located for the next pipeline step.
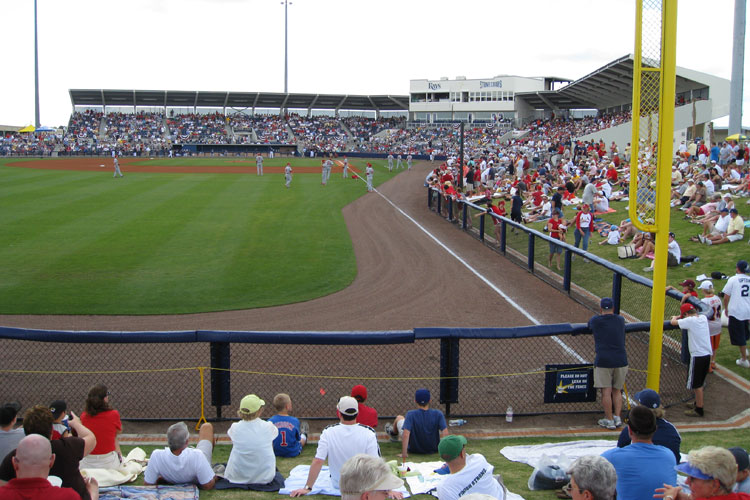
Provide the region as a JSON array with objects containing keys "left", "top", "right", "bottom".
[
  {"left": 113, "top": 155, "right": 123, "bottom": 178},
  {"left": 366, "top": 162, "right": 374, "bottom": 192},
  {"left": 396, "top": 154, "right": 403, "bottom": 169},
  {"left": 342, "top": 156, "right": 349, "bottom": 178},
  {"left": 406, "top": 153, "right": 413, "bottom": 170},
  {"left": 387, "top": 154, "right": 394, "bottom": 172},
  {"left": 322, "top": 158, "right": 333, "bottom": 185},
  {"left": 256, "top": 153, "right": 263, "bottom": 176},
  {"left": 285, "top": 163, "right": 293, "bottom": 188}
]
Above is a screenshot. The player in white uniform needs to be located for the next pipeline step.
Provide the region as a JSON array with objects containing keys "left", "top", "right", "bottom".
[
  {"left": 342, "top": 157, "right": 349, "bottom": 178},
  {"left": 396, "top": 154, "right": 403, "bottom": 169},
  {"left": 722, "top": 260, "right": 750, "bottom": 368},
  {"left": 285, "top": 163, "right": 293, "bottom": 188},
  {"left": 322, "top": 158, "right": 333, "bottom": 185},
  {"left": 365, "top": 163, "right": 374, "bottom": 192},
  {"left": 113, "top": 156, "right": 123, "bottom": 178},
  {"left": 406, "top": 154, "right": 413, "bottom": 170},
  {"left": 387, "top": 154, "right": 394, "bottom": 172},
  {"left": 256, "top": 154, "right": 263, "bottom": 176}
]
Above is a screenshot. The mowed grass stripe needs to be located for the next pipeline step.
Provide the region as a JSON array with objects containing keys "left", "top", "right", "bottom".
[
  {"left": 0, "top": 174, "right": 224, "bottom": 312},
  {"left": 0, "top": 159, "right": 393, "bottom": 314}
]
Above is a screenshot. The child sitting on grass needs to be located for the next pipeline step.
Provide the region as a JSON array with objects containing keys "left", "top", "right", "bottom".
[{"left": 268, "top": 393, "right": 308, "bottom": 458}]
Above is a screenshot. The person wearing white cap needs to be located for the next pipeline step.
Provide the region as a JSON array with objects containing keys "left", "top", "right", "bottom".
[
  {"left": 339, "top": 454, "right": 404, "bottom": 500},
  {"left": 290, "top": 396, "right": 379, "bottom": 496},
  {"left": 224, "top": 394, "right": 278, "bottom": 485}
]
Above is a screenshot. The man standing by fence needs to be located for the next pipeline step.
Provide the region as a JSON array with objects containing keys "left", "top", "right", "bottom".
[{"left": 587, "top": 297, "right": 627, "bottom": 430}]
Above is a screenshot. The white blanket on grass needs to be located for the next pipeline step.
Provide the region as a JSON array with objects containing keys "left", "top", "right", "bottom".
[
  {"left": 279, "top": 465, "right": 410, "bottom": 497},
  {"left": 500, "top": 440, "right": 618, "bottom": 467},
  {"left": 402, "top": 461, "right": 525, "bottom": 500}
]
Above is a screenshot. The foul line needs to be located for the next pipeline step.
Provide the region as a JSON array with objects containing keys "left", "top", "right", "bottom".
[{"left": 348, "top": 165, "right": 586, "bottom": 363}]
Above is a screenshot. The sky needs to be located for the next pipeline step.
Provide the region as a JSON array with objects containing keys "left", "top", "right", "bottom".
[{"left": 0, "top": 0, "right": 746, "bottom": 128}]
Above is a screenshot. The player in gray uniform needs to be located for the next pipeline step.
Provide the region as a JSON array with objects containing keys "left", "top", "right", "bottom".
[
  {"left": 256, "top": 154, "right": 264, "bottom": 176},
  {"left": 396, "top": 154, "right": 403, "bottom": 169},
  {"left": 285, "top": 163, "right": 293, "bottom": 188},
  {"left": 366, "top": 163, "right": 374, "bottom": 192},
  {"left": 113, "top": 156, "right": 123, "bottom": 178},
  {"left": 387, "top": 154, "right": 394, "bottom": 172},
  {"left": 342, "top": 157, "right": 349, "bottom": 178},
  {"left": 322, "top": 158, "right": 333, "bottom": 185},
  {"left": 406, "top": 154, "right": 413, "bottom": 170}
]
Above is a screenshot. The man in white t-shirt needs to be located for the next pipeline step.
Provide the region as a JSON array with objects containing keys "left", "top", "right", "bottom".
[
  {"left": 144, "top": 422, "right": 216, "bottom": 489},
  {"left": 670, "top": 304, "right": 713, "bottom": 417},
  {"left": 705, "top": 208, "right": 744, "bottom": 245},
  {"left": 435, "top": 435, "right": 505, "bottom": 500},
  {"left": 723, "top": 260, "right": 750, "bottom": 368},
  {"left": 290, "top": 397, "right": 379, "bottom": 496}
]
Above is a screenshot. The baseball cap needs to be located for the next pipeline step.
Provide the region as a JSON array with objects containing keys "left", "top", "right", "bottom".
[
  {"left": 351, "top": 385, "right": 368, "bottom": 401},
  {"left": 730, "top": 208, "right": 739, "bottom": 214},
  {"left": 720, "top": 208, "right": 729, "bottom": 213},
  {"left": 239, "top": 394, "right": 265, "bottom": 414},
  {"left": 698, "top": 281, "right": 713, "bottom": 291},
  {"left": 337, "top": 396, "right": 359, "bottom": 416},
  {"left": 438, "top": 435, "right": 467, "bottom": 461},
  {"left": 668, "top": 231, "right": 676, "bottom": 238},
  {"left": 611, "top": 225, "right": 618, "bottom": 231},
  {"left": 675, "top": 462, "right": 714, "bottom": 481},
  {"left": 0, "top": 402, "right": 21, "bottom": 426},
  {"left": 680, "top": 303, "right": 696, "bottom": 316},
  {"left": 49, "top": 400, "right": 67, "bottom": 419},
  {"left": 634, "top": 389, "right": 661, "bottom": 409},
  {"left": 679, "top": 279, "right": 696, "bottom": 288},
  {"left": 739, "top": 260, "right": 749, "bottom": 273},
  {"left": 729, "top": 447, "right": 750, "bottom": 471},
  {"left": 415, "top": 389, "right": 431, "bottom": 405},
  {"left": 600, "top": 297, "right": 614, "bottom": 310}
]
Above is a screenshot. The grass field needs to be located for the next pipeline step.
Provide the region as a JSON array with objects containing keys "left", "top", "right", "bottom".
[
  {"left": 0, "top": 157, "right": 398, "bottom": 314},
  {"left": 119, "top": 427, "right": 750, "bottom": 500}
]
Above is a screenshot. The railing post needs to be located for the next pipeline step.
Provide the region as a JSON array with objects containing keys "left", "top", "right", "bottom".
[
  {"left": 210, "top": 342, "right": 231, "bottom": 419},
  {"left": 461, "top": 202, "right": 467, "bottom": 229},
  {"left": 479, "top": 212, "right": 485, "bottom": 241},
  {"left": 439, "top": 337, "right": 460, "bottom": 418},
  {"left": 612, "top": 272, "right": 623, "bottom": 314},
  {"left": 500, "top": 221, "right": 507, "bottom": 254},
  {"left": 563, "top": 250, "right": 572, "bottom": 292},
  {"left": 437, "top": 192, "right": 442, "bottom": 215},
  {"left": 427, "top": 187, "right": 432, "bottom": 210},
  {"left": 448, "top": 198, "right": 454, "bottom": 221},
  {"left": 527, "top": 232, "right": 535, "bottom": 272}
]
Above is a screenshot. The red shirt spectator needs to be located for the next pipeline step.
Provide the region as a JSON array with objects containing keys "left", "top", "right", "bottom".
[{"left": 350, "top": 385, "right": 378, "bottom": 428}]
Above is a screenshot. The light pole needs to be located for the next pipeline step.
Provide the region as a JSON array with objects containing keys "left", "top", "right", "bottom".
[
  {"left": 34, "top": 0, "right": 40, "bottom": 128},
  {"left": 281, "top": 0, "right": 292, "bottom": 94}
]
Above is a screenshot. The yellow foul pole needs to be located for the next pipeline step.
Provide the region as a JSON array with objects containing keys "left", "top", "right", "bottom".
[{"left": 629, "top": 0, "right": 678, "bottom": 391}]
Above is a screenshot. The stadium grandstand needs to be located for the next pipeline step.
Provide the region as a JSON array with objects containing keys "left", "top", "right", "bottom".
[{"left": 0, "top": 55, "right": 730, "bottom": 158}]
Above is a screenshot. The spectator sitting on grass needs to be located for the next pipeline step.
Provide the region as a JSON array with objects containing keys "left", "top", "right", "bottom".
[
  {"left": 616, "top": 389, "right": 681, "bottom": 463},
  {"left": 729, "top": 447, "right": 750, "bottom": 494},
  {"left": 599, "top": 225, "right": 620, "bottom": 246},
  {"left": 224, "top": 394, "right": 278, "bottom": 485},
  {"left": 703, "top": 208, "right": 744, "bottom": 245},
  {"left": 644, "top": 232, "right": 680, "bottom": 272},
  {"left": 566, "top": 456, "right": 616, "bottom": 500},
  {"left": 143, "top": 422, "right": 217, "bottom": 490}
]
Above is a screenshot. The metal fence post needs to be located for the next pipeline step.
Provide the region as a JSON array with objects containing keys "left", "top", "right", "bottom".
[
  {"left": 210, "top": 342, "right": 231, "bottom": 419},
  {"left": 500, "top": 221, "right": 507, "bottom": 254},
  {"left": 448, "top": 198, "right": 454, "bottom": 221},
  {"left": 528, "top": 233, "right": 535, "bottom": 272},
  {"left": 563, "top": 250, "right": 572, "bottom": 292},
  {"left": 479, "top": 212, "right": 485, "bottom": 241},
  {"left": 437, "top": 193, "right": 442, "bottom": 215},
  {"left": 427, "top": 187, "right": 432, "bottom": 210},
  {"left": 461, "top": 203, "right": 467, "bottom": 229},
  {"left": 439, "top": 337, "right": 459, "bottom": 417},
  {"left": 612, "top": 272, "right": 623, "bottom": 314}
]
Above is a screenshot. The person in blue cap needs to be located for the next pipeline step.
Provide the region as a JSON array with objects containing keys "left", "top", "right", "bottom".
[
  {"left": 616, "top": 389, "right": 681, "bottom": 463},
  {"left": 385, "top": 389, "right": 448, "bottom": 459},
  {"left": 655, "top": 446, "right": 747, "bottom": 500}
]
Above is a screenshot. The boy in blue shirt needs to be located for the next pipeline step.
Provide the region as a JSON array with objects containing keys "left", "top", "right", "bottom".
[{"left": 268, "top": 393, "right": 308, "bottom": 457}]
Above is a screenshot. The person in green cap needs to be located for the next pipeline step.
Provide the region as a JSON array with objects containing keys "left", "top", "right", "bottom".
[
  {"left": 224, "top": 394, "right": 278, "bottom": 485},
  {"left": 435, "top": 435, "right": 505, "bottom": 500}
]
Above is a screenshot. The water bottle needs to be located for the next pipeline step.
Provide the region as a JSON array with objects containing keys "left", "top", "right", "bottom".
[
  {"left": 448, "top": 419, "right": 467, "bottom": 427},
  {"left": 505, "top": 406, "right": 514, "bottom": 423},
  {"left": 684, "top": 262, "right": 692, "bottom": 268}
]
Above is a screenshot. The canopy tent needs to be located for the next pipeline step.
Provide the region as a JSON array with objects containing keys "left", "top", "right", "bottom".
[{"left": 18, "top": 125, "right": 35, "bottom": 133}]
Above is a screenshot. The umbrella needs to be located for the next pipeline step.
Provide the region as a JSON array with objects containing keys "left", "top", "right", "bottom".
[
  {"left": 725, "top": 133, "right": 748, "bottom": 142},
  {"left": 18, "top": 125, "right": 35, "bottom": 133},
  {"left": 36, "top": 126, "right": 56, "bottom": 132}
]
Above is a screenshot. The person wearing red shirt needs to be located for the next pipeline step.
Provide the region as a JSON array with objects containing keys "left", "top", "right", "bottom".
[
  {"left": 0, "top": 435, "right": 83, "bottom": 500},
  {"left": 475, "top": 199, "right": 505, "bottom": 245},
  {"left": 350, "top": 385, "right": 378, "bottom": 429},
  {"left": 79, "top": 385, "right": 122, "bottom": 470},
  {"left": 606, "top": 164, "right": 618, "bottom": 182},
  {"left": 547, "top": 211, "right": 566, "bottom": 270}
]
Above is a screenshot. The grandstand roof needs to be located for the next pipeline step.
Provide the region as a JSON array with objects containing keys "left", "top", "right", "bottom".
[
  {"left": 515, "top": 54, "right": 713, "bottom": 110},
  {"left": 68, "top": 90, "right": 409, "bottom": 112}
]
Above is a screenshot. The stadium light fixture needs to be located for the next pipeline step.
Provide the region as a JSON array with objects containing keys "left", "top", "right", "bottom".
[{"left": 281, "top": 0, "right": 292, "bottom": 94}]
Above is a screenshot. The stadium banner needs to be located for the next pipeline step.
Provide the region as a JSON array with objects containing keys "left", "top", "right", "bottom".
[{"left": 543, "top": 364, "right": 597, "bottom": 404}]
